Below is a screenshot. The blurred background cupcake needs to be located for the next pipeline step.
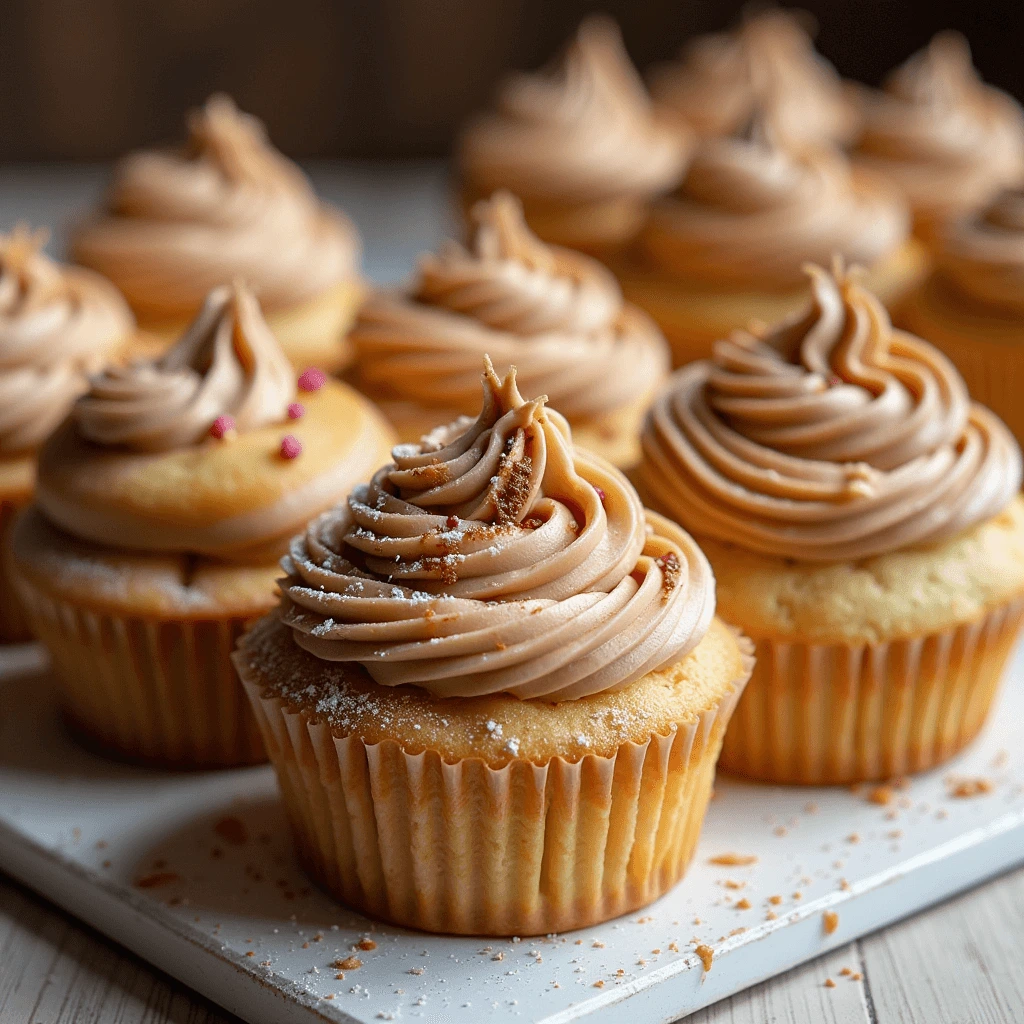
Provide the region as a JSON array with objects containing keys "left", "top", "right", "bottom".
[
  {"left": 70, "top": 96, "right": 364, "bottom": 373},
  {"left": 0, "top": 225, "right": 134, "bottom": 642},
  {"left": 350, "top": 190, "right": 669, "bottom": 467},
  {"left": 637, "top": 263, "right": 1024, "bottom": 785},
  {"left": 7, "top": 281, "right": 394, "bottom": 765}
]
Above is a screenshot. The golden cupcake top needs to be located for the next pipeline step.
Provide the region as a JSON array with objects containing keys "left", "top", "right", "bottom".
[
  {"left": 35, "top": 282, "right": 394, "bottom": 561},
  {"left": 458, "top": 16, "right": 688, "bottom": 206},
  {"left": 351, "top": 191, "right": 668, "bottom": 423},
  {"left": 280, "top": 357, "right": 714, "bottom": 701},
  {"left": 0, "top": 225, "right": 132, "bottom": 457},
  {"left": 853, "top": 33, "right": 1024, "bottom": 227},
  {"left": 651, "top": 8, "right": 860, "bottom": 148},
  {"left": 639, "top": 262, "right": 1021, "bottom": 561},
  {"left": 70, "top": 95, "right": 360, "bottom": 323},
  {"left": 639, "top": 115, "right": 909, "bottom": 290},
  {"left": 933, "top": 188, "right": 1024, "bottom": 315}
]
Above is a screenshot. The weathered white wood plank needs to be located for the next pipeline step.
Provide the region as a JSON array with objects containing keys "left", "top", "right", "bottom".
[
  {"left": 0, "top": 876, "right": 238, "bottom": 1024},
  {"left": 859, "top": 864, "right": 1024, "bottom": 1024},
  {"left": 687, "top": 942, "right": 870, "bottom": 1024}
]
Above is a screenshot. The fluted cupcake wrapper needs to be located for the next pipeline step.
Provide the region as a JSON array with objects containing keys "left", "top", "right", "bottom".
[
  {"left": 0, "top": 498, "right": 33, "bottom": 643},
  {"left": 240, "top": 664, "right": 749, "bottom": 936},
  {"left": 12, "top": 578, "right": 266, "bottom": 767},
  {"left": 720, "top": 598, "right": 1024, "bottom": 786}
]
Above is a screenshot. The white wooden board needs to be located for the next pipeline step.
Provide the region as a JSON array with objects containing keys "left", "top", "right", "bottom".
[{"left": 2, "top": 642, "right": 1022, "bottom": 1024}]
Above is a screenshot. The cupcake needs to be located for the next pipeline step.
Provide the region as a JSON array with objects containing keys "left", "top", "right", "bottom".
[
  {"left": 70, "top": 95, "right": 362, "bottom": 372},
  {"left": 0, "top": 225, "right": 134, "bottom": 642},
  {"left": 350, "top": 191, "right": 670, "bottom": 469},
  {"left": 852, "top": 32, "right": 1024, "bottom": 244},
  {"left": 899, "top": 188, "right": 1024, "bottom": 447},
  {"left": 650, "top": 7, "right": 861, "bottom": 149},
  {"left": 234, "top": 358, "right": 752, "bottom": 934},
  {"left": 638, "top": 263, "right": 1024, "bottom": 785},
  {"left": 457, "top": 16, "right": 689, "bottom": 257},
  {"left": 7, "top": 282, "right": 395, "bottom": 766},
  {"left": 613, "top": 115, "right": 927, "bottom": 367}
]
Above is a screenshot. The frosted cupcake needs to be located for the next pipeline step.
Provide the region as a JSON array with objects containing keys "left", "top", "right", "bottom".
[
  {"left": 70, "top": 95, "right": 362, "bottom": 372},
  {"left": 899, "top": 188, "right": 1024, "bottom": 447},
  {"left": 614, "top": 116, "right": 927, "bottom": 366},
  {"left": 852, "top": 33, "right": 1024, "bottom": 244},
  {"left": 8, "top": 282, "right": 394, "bottom": 766},
  {"left": 235, "top": 359, "right": 751, "bottom": 934},
  {"left": 651, "top": 8, "right": 860, "bottom": 149},
  {"left": 457, "top": 16, "right": 689, "bottom": 257},
  {"left": 0, "top": 226, "right": 133, "bottom": 642},
  {"left": 638, "top": 263, "right": 1024, "bottom": 785},
  {"left": 350, "top": 191, "right": 670, "bottom": 468}
]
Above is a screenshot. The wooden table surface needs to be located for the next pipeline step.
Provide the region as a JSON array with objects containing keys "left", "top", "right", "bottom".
[{"left": 3, "top": 165, "right": 1024, "bottom": 1024}]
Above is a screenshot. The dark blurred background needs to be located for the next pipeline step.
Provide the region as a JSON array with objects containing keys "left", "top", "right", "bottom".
[{"left": 2, "top": 0, "right": 1023, "bottom": 162}]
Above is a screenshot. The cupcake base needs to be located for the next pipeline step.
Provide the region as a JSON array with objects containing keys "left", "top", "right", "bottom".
[
  {"left": 235, "top": 614, "right": 752, "bottom": 935},
  {"left": 0, "top": 495, "right": 33, "bottom": 643}
]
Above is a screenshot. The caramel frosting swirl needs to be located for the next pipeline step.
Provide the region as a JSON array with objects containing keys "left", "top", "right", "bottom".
[
  {"left": 70, "top": 95, "right": 359, "bottom": 322},
  {"left": 459, "top": 16, "right": 687, "bottom": 205},
  {"left": 352, "top": 192, "right": 668, "bottom": 422},
  {"left": 651, "top": 9, "right": 860, "bottom": 148},
  {"left": 0, "top": 226, "right": 131, "bottom": 455},
  {"left": 935, "top": 189, "right": 1024, "bottom": 314},
  {"left": 75, "top": 281, "right": 295, "bottom": 452},
  {"left": 641, "top": 117, "right": 909, "bottom": 289},
  {"left": 639, "top": 264, "right": 1021, "bottom": 561},
  {"left": 280, "top": 360, "right": 714, "bottom": 700},
  {"left": 854, "top": 33, "right": 1024, "bottom": 224}
]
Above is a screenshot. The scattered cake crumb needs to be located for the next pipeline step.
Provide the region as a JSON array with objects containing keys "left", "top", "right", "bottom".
[
  {"left": 333, "top": 956, "right": 362, "bottom": 970},
  {"left": 735, "top": 898, "right": 751, "bottom": 910},
  {"left": 593, "top": 980, "right": 605, "bottom": 988},
  {"left": 768, "top": 895, "right": 782, "bottom": 905},
  {"left": 135, "top": 872, "right": 179, "bottom": 889},
  {"left": 213, "top": 816, "right": 248, "bottom": 845},
  {"left": 850, "top": 972, "right": 863, "bottom": 981},
  {"left": 708, "top": 853, "right": 758, "bottom": 867},
  {"left": 825, "top": 978, "right": 836, "bottom": 988},
  {"left": 823, "top": 911, "right": 839, "bottom": 935},
  {"left": 773, "top": 826, "right": 787, "bottom": 837},
  {"left": 846, "top": 833, "right": 861, "bottom": 844},
  {"left": 357, "top": 938, "right": 377, "bottom": 951},
  {"left": 840, "top": 967, "right": 852, "bottom": 976},
  {"left": 947, "top": 776, "right": 993, "bottom": 798},
  {"left": 866, "top": 785, "right": 893, "bottom": 805},
  {"left": 694, "top": 944, "right": 714, "bottom": 972}
]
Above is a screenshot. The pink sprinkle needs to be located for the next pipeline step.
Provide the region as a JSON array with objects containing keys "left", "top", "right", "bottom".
[
  {"left": 595, "top": 487, "right": 606, "bottom": 504},
  {"left": 287, "top": 402, "right": 305, "bottom": 420},
  {"left": 280, "top": 435, "right": 302, "bottom": 459},
  {"left": 209, "top": 415, "right": 235, "bottom": 439},
  {"left": 297, "top": 367, "right": 327, "bottom": 392},
  {"left": 827, "top": 374, "right": 843, "bottom": 387}
]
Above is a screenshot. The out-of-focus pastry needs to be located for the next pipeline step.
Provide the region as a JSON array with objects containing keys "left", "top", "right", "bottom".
[
  {"left": 0, "top": 225, "right": 133, "bottom": 642},
  {"left": 613, "top": 115, "right": 927, "bottom": 366},
  {"left": 899, "top": 187, "right": 1024, "bottom": 446},
  {"left": 8, "top": 282, "right": 395, "bottom": 765},
  {"left": 350, "top": 191, "right": 669, "bottom": 468},
  {"left": 638, "top": 263, "right": 1024, "bottom": 784},
  {"left": 70, "top": 95, "right": 362, "bottom": 372},
  {"left": 236, "top": 358, "right": 751, "bottom": 934},
  {"left": 457, "top": 16, "right": 690, "bottom": 257},
  {"left": 852, "top": 32, "right": 1024, "bottom": 243},
  {"left": 651, "top": 7, "right": 860, "bottom": 149}
]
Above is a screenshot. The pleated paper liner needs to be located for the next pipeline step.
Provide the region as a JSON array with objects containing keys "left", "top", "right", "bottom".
[
  {"left": 0, "top": 498, "right": 32, "bottom": 643},
  {"left": 719, "top": 597, "right": 1024, "bottom": 786},
  {"left": 239, "top": 646, "right": 752, "bottom": 936},
  {"left": 12, "top": 579, "right": 266, "bottom": 768}
]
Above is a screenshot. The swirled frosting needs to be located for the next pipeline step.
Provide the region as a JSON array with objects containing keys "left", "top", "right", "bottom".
[
  {"left": 459, "top": 16, "right": 687, "bottom": 205},
  {"left": 640, "top": 116, "right": 909, "bottom": 289},
  {"left": 70, "top": 95, "right": 359, "bottom": 322},
  {"left": 352, "top": 192, "right": 668, "bottom": 422},
  {"left": 0, "top": 226, "right": 132, "bottom": 456},
  {"left": 935, "top": 189, "right": 1024, "bottom": 315},
  {"left": 651, "top": 9, "right": 860, "bottom": 148},
  {"left": 75, "top": 281, "right": 295, "bottom": 452},
  {"left": 639, "top": 264, "right": 1021, "bottom": 561},
  {"left": 854, "top": 33, "right": 1024, "bottom": 225},
  {"left": 280, "top": 359, "right": 714, "bottom": 700}
]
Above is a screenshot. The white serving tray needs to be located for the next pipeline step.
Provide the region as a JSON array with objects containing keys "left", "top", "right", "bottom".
[{"left": 2, "top": 641, "right": 1023, "bottom": 1024}]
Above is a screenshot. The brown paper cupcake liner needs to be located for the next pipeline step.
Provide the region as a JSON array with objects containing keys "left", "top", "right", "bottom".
[
  {"left": 719, "top": 598, "right": 1024, "bottom": 785},
  {"left": 1, "top": 498, "right": 33, "bottom": 643},
  {"left": 240, "top": 658, "right": 750, "bottom": 936},
  {"left": 13, "top": 579, "right": 265, "bottom": 767}
]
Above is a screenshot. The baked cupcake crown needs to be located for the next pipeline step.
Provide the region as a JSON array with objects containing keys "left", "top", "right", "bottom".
[
  {"left": 0, "top": 224, "right": 132, "bottom": 455},
  {"left": 459, "top": 15, "right": 687, "bottom": 205},
  {"left": 75, "top": 280, "right": 296, "bottom": 452},
  {"left": 279, "top": 357, "right": 715, "bottom": 700},
  {"left": 640, "top": 261, "right": 1022, "bottom": 561}
]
